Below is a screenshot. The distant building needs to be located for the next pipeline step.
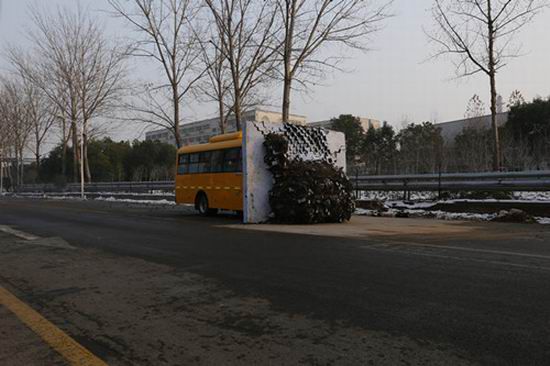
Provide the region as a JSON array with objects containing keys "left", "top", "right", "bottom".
[
  {"left": 309, "top": 117, "right": 381, "bottom": 131},
  {"left": 145, "top": 108, "right": 307, "bottom": 146},
  {"left": 436, "top": 112, "right": 508, "bottom": 143}
]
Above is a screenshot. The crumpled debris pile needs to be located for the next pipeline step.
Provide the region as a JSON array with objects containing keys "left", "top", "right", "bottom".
[
  {"left": 264, "top": 132, "right": 355, "bottom": 224},
  {"left": 492, "top": 208, "right": 536, "bottom": 224}
]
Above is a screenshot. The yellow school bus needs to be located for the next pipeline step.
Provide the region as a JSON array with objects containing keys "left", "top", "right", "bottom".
[{"left": 175, "top": 132, "right": 243, "bottom": 215}]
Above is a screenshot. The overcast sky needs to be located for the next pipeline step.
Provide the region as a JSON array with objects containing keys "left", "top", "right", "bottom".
[{"left": 1, "top": 0, "right": 549, "bottom": 139}]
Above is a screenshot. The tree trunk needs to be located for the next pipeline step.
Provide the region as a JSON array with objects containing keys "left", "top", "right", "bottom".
[
  {"left": 282, "top": 75, "right": 292, "bottom": 123},
  {"left": 487, "top": 1, "right": 501, "bottom": 171},
  {"left": 234, "top": 94, "right": 242, "bottom": 131},
  {"left": 83, "top": 124, "right": 91, "bottom": 183},
  {"left": 35, "top": 150, "right": 40, "bottom": 179},
  {"left": 62, "top": 118, "right": 67, "bottom": 177},
  {"left": 18, "top": 147, "right": 24, "bottom": 186},
  {"left": 282, "top": 0, "right": 296, "bottom": 123},
  {"left": 172, "top": 85, "right": 181, "bottom": 148},
  {"left": 218, "top": 98, "right": 225, "bottom": 134},
  {"left": 71, "top": 120, "right": 79, "bottom": 183}
]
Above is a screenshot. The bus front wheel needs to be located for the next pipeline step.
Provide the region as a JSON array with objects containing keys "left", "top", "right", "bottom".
[{"left": 196, "top": 193, "right": 218, "bottom": 216}]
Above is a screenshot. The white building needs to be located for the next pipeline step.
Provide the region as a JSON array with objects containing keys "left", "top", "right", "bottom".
[
  {"left": 308, "top": 117, "right": 381, "bottom": 132},
  {"left": 436, "top": 112, "right": 508, "bottom": 143},
  {"left": 145, "top": 108, "right": 307, "bottom": 146}
]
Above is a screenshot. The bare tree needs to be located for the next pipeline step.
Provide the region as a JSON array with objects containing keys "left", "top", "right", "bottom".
[
  {"left": 21, "top": 77, "right": 57, "bottom": 170},
  {"left": 0, "top": 77, "right": 33, "bottom": 186},
  {"left": 109, "top": 0, "right": 204, "bottom": 147},
  {"left": 195, "top": 27, "right": 233, "bottom": 133},
  {"left": 429, "top": 0, "right": 548, "bottom": 171},
  {"left": 507, "top": 89, "right": 526, "bottom": 109},
  {"left": 7, "top": 5, "right": 129, "bottom": 183},
  {"left": 276, "top": 0, "right": 392, "bottom": 122},
  {"left": 465, "top": 94, "right": 486, "bottom": 118},
  {"left": 0, "top": 86, "right": 15, "bottom": 192},
  {"left": 204, "top": 0, "right": 281, "bottom": 130}
]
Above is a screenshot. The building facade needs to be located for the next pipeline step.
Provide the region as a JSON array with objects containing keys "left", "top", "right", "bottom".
[
  {"left": 145, "top": 109, "right": 307, "bottom": 146},
  {"left": 308, "top": 117, "right": 381, "bottom": 131},
  {"left": 436, "top": 112, "right": 508, "bottom": 143}
]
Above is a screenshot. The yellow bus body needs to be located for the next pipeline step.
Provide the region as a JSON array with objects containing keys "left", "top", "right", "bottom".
[{"left": 175, "top": 132, "right": 243, "bottom": 212}]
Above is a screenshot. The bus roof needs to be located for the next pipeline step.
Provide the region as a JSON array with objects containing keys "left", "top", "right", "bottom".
[{"left": 177, "top": 131, "right": 242, "bottom": 154}]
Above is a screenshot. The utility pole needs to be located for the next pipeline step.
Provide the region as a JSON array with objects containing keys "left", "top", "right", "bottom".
[
  {"left": 80, "top": 123, "right": 85, "bottom": 199},
  {"left": 0, "top": 155, "right": 4, "bottom": 194}
]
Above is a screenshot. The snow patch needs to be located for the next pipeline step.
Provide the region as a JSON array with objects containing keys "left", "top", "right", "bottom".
[{"left": 95, "top": 196, "right": 176, "bottom": 205}]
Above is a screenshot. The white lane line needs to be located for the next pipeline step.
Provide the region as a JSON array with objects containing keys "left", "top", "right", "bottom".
[
  {"left": 0, "top": 225, "right": 40, "bottom": 241},
  {"left": 361, "top": 246, "right": 550, "bottom": 271},
  {"left": 361, "top": 241, "right": 550, "bottom": 261}
]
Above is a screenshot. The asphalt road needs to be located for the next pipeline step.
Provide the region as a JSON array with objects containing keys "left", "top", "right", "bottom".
[{"left": 1, "top": 197, "right": 550, "bottom": 365}]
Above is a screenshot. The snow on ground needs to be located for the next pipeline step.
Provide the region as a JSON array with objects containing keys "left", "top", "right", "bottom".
[
  {"left": 359, "top": 191, "right": 437, "bottom": 201},
  {"left": 95, "top": 196, "right": 176, "bottom": 205},
  {"left": 513, "top": 192, "right": 550, "bottom": 201},
  {"left": 84, "top": 191, "right": 174, "bottom": 196},
  {"left": 356, "top": 208, "right": 496, "bottom": 222},
  {"left": 355, "top": 208, "right": 550, "bottom": 225},
  {"left": 360, "top": 191, "right": 550, "bottom": 202}
]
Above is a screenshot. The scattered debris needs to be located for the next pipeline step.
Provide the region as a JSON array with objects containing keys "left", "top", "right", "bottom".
[
  {"left": 492, "top": 209, "right": 536, "bottom": 224},
  {"left": 356, "top": 199, "right": 388, "bottom": 212}
]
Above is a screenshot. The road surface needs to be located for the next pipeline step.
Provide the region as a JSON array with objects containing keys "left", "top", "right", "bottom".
[{"left": 1, "top": 197, "right": 550, "bottom": 365}]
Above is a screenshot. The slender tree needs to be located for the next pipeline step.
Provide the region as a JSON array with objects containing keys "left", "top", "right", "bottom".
[
  {"left": 465, "top": 94, "right": 486, "bottom": 119},
  {"left": 0, "top": 77, "right": 33, "bottom": 186},
  {"left": 195, "top": 25, "right": 233, "bottom": 133},
  {"left": 276, "top": 0, "right": 392, "bottom": 122},
  {"left": 7, "top": 5, "right": 129, "bottom": 182},
  {"left": 21, "top": 77, "right": 57, "bottom": 170},
  {"left": 508, "top": 90, "right": 526, "bottom": 109},
  {"left": 109, "top": 0, "right": 205, "bottom": 147},
  {"left": 204, "top": 0, "right": 280, "bottom": 130},
  {"left": 429, "top": 0, "right": 548, "bottom": 171}
]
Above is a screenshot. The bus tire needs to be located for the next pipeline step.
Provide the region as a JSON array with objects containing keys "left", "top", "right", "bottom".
[{"left": 196, "top": 192, "right": 217, "bottom": 216}]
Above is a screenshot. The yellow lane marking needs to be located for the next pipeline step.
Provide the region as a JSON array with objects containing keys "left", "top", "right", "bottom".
[{"left": 0, "top": 286, "right": 108, "bottom": 366}]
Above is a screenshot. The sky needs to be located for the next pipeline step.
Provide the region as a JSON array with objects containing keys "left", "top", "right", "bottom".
[{"left": 1, "top": 0, "right": 549, "bottom": 140}]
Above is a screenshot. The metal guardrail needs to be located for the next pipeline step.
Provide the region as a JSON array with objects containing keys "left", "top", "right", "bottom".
[
  {"left": 353, "top": 171, "right": 550, "bottom": 192},
  {"left": 17, "top": 181, "right": 174, "bottom": 193},
  {"left": 15, "top": 170, "right": 550, "bottom": 194}
]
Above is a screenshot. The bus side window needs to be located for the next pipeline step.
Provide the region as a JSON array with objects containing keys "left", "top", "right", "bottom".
[
  {"left": 210, "top": 150, "right": 224, "bottom": 173},
  {"left": 177, "top": 154, "right": 189, "bottom": 175},
  {"left": 198, "top": 151, "right": 211, "bottom": 173},
  {"left": 188, "top": 153, "right": 200, "bottom": 174},
  {"left": 223, "top": 148, "right": 242, "bottom": 173}
]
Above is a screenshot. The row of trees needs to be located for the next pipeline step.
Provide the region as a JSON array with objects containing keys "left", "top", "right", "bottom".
[
  {"left": 1, "top": 0, "right": 393, "bottom": 188},
  {"left": 8, "top": 139, "right": 176, "bottom": 189},
  {"left": 108, "top": 0, "right": 392, "bottom": 144},
  {"left": 336, "top": 96, "right": 550, "bottom": 175},
  {"left": 1, "top": 0, "right": 548, "bottom": 189},
  {"left": 0, "top": 5, "right": 128, "bottom": 189}
]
